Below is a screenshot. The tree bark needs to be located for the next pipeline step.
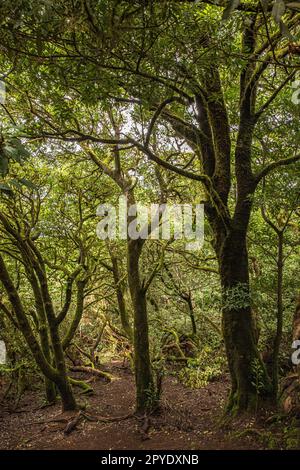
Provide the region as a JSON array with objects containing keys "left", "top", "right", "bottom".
[
  {"left": 0, "top": 251, "right": 77, "bottom": 412},
  {"left": 56, "top": 376, "right": 77, "bottom": 411},
  {"left": 127, "top": 239, "right": 156, "bottom": 414},
  {"left": 187, "top": 295, "right": 197, "bottom": 337},
  {"left": 219, "top": 227, "right": 272, "bottom": 413},
  {"left": 111, "top": 254, "right": 133, "bottom": 341}
]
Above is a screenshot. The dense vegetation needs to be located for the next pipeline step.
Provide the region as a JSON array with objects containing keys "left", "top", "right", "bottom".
[{"left": 0, "top": 0, "right": 299, "bottom": 449}]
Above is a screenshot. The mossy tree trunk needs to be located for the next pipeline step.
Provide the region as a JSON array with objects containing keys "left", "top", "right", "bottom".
[
  {"left": 0, "top": 211, "right": 86, "bottom": 412},
  {"left": 127, "top": 238, "right": 156, "bottom": 414},
  {"left": 25, "top": 239, "right": 78, "bottom": 411},
  {"left": 86, "top": 135, "right": 158, "bottom": 414},
  {"left": 110, "top": 253, "right": 133, "bottom": 341},
  {"left": 161, "top": 19, "right": 278, "bottom": 413},
  {"left": 219, "top": 226, "right": 272, "bottom": 413},
  {"left": 24, "top": 263, "right": 57, "bottom": 403},
  {"left": 0, "top": 252, "right": 77, "bottom": 411}
]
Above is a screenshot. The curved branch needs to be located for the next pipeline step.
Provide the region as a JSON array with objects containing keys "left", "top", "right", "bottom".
[
  {"left": 255, "top": 72, "right": 296, "bottom": 120},
  {"left": 255, "top": 153, "right": 300, "bottom": 184},
  {"left": 56, "top": 268, "right": 82, "bottom": 325},
  {"left": 145, "top": 97, "right": 186, "bottom": 147}
]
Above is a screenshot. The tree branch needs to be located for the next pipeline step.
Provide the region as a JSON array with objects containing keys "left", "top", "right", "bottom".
[
  {"left": 255, "top": 72, "right": 296, "bottom": 120},
  {"left": 256, "top": 153, "right": 300, "bottom": 183}
]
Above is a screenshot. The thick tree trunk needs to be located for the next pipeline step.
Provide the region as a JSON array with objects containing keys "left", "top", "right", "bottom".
[
  {"left": 133, "top": 289, "right": 155, "bottom": 413},
  {"left": 56, "top": 377, "right": 77, "bottom": 411},
  {"left": 44, "top": 378, "right": 57, "bottom": 403},
  {"left": 38, "top": 325, "right": 57, "bottom": 403},
  {"left": 25, "top": 267, "right": 57, "bottom": 404},
  {"left": 48, "top": 322, "right": 77, "bottom": 411},
  {"left": 30, "top": 249, "right": 78, "bottom": 411},
  {"left": 219, "top": 228, "right": 272, "bottom": 414},
  {"left": 127, "top": 239, "right": 156, "bottom": 414}
]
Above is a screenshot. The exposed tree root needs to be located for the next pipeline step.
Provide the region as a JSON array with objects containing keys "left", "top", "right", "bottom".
[
  {"left": 68, "top": 377, "right": 94, "bottom": 395},
  {"left": 64, "top": 411, "right": 84, "bottom": 435},
  {"left": 95, "top": 413, "right": 133, "bottom": 423},
  {"left": 63, "top": 410, "right": 133, "bottom": 435},
  {"left": 136, "top": 414, "right": 151, "bottom": 441},
  {"left": 69, "top": 365, "right": 112, "bottom": 382}
]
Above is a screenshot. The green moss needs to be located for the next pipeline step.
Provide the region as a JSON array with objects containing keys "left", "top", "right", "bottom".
[{"left": 69, "top": 377, "right": 94, "bottom": 395}]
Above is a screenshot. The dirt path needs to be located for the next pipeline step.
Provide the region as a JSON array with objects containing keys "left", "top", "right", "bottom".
[{"left": 0, "top": 363, "right": 280, "bottom": 450}]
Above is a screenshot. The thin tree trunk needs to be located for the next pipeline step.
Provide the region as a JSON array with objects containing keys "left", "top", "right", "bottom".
[
  {"left": 62, "top": 279, "right": 86, "bottom": 350},
  {"left": 272, "top": 232, "right": 284, "bottom": 399},
  {"left": 56, "top": 376, "right": 77, "bottom": 411},
  {"left": 187, "top": 293, "right": 197, "bottom": 336},
  {"left": 0, "top": 253, "right": 77, "bottom": 411},
  {"left": 35, "top": 265, "right": 77, "bottom": 411},
  {"left": 111, "top": 255, "right": 133, "bottom": 341}
]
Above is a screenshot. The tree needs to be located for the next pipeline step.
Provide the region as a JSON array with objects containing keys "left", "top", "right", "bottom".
[
  {"left": 0, "top": 157, "right": 100, "bottom": 410},
  {"left": 0, "top": 0, "right": 299, "bottom": 414}
]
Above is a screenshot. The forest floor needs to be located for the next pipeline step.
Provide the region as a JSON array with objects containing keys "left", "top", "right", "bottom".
[{"left": 0, "top": 362, "right": 289, "bottom": 450}]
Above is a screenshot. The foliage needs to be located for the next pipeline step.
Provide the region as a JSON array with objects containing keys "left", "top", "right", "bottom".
[
  {"left": 178, "top": 347, "right": 225, "bottom": 389},
  {"left": 0, "top": 0, "right": 299, "bottom": 418}
]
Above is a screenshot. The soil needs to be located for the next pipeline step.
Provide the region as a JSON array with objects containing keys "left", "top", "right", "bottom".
[{"left": 0, "top": 362, "right": 286, "bottom": 450}]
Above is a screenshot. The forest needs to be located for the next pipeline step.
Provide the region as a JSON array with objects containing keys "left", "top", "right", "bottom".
[{"left": 0, "top": 0, "right": 299, "bottom": 455}]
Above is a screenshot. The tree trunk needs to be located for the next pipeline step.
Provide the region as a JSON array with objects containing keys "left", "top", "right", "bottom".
[
  {"left": 48, "top": 321, "right": 77, "bottom": 411},
  {"left": 111, "top": 255, "right": 133, "bottom": 341},
  {"left": 32, "top": 259, "right": 78, "bottom": 411},
  {"left": 62, "top": 279, "right": 86, "bottom": 350},
  {"left": 39, "top": 327, "right": 57, "bottom": 403},
  {"left": 56, "top": 377, "right": 77, "bottom": 411},
  {"left": 272, "top": 232, "right": 284, "bottom": 399},
  {"left": 219, "top": 228, "right": 272, "bottom": 414},
  {"left": 45, "top": 378, "right": 57, "bottom": 403},
  {"left": 187, "top": 293, "right": 197, "bottom": 336},
  {"left": 127, "top": 239, "right": 156, "bottom": 414}
]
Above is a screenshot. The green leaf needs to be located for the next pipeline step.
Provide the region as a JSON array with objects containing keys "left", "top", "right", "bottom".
[{"left": 8, "top": 138, "right": 30, "bottom": 160}]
